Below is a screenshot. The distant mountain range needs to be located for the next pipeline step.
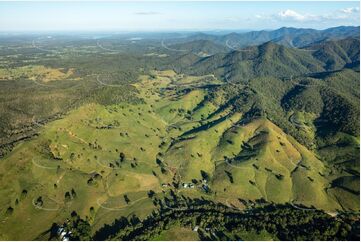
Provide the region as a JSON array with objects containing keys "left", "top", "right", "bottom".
[
  {"left": 169, "top": 36, "right": 359, "bottom": 82},
  {"left": 174, "top": 26, "right": 360, "bottom": 49}
]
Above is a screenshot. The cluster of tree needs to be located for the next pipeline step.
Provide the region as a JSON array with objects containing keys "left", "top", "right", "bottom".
[
  {"left": 89, "top": 193, "right": 359, "bottom": 241},
  {"left": 155, "top": 158, "right": 168, "bottom": 174},
  {"left": 5, "top": 189, "right": 29, "bottom": 214},
  {"left": 87, "top": 173, "right": 102, "bottom": 186},
  {"left": 49, "top": 211, "right": 91, "bottom": 241},
  {"left": 107, "top": 152, "right": 127, "bottom": 169},
  {"left": 64, "top": 189, "right": 77, "bottom": 202}
]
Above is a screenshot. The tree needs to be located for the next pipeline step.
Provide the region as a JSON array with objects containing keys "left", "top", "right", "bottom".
[
  {"left": 201, "top": 170, "right": 210, "bottom": 181},
  {"left": 6, "top": 207, "right": 14, "bottom": 215},
  {"left": 64, "top": 212, "right": 92, "bottom": 240},
  {"left": 161, "top": 167, "right": 167, "bottom": 174},
  {"left": 129, "top": 214, "right": 140, "bottom": 226},
  {"left": 35, "top": 196, "right": 43, "bottom": 207},
  {"left": 225, "top": 171, "right": 234, "bottom": 183},
  {"left": 71, "top": 188, "right": 77, "bottom": 198},
  {"left": 124, "top": 195, "right": 130, "bottom": 204},
  {"left": 156, "top": 158, "right": 162, "bottom": 166},
  {"left": 275, "top": 174, "right": 284, "bottom": 180},
  {"left": 90, "top": 207, "right": 95, "bottom": 216},
  {"left": 65, "top": 192, "right": 72, "bottom": 202},
  {"left": 74, "top": 220, "right": 91, "bottom": 240},
  {"left": 119, "top": 152, "right": 125, "bottom": 162},
  {"left": 71, "top": 210, "right": 78, "bottom": 218},
  {"left": 70, "top": 152, "right": 76, "bottom": 161},
  {"left": 20, "top": 189, "right": 28, "bottom": 200},
  {"left": 148, "top": 190, "right": 155, "bottom": 198}
]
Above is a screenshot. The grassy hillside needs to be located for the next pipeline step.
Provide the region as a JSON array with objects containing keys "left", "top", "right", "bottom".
[{"left": 0, "top": 70, "right": 358, "bottom": 240}]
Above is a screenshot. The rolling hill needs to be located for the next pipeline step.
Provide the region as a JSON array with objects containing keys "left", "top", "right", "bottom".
[{"left": 0, "top": 26, "right": 359, "bottom": 240}]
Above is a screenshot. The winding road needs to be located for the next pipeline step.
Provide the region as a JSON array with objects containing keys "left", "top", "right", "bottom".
[
  {"left": 96, "top": 196, "right": 149, "bottom": 211},
  {"left": 225, "top": 39, "right": 253, "bottom": 52},
  {"left": 161, "top": 40, "right": 187, "bottom": 52},
  {"left": 96, "top": 41, "right": 123, "bottom": 53}
]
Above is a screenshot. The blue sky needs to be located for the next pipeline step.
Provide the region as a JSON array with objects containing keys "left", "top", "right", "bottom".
[{"left": 0, "top": 1, "right": 359, "bottom": 31}]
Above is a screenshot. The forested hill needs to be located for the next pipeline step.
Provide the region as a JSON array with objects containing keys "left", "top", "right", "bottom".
[
  {"left": 184, "top": 26, "right": 360, "bottom": 48},
  {"left": 174, "top": 38, "right": 359, "bottom": 82}
]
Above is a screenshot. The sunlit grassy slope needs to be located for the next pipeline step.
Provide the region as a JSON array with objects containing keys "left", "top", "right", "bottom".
[{"left": 0, "top": 70, "right": 358, "bottom": 240}]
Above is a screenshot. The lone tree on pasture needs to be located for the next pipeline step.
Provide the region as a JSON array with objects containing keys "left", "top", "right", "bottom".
[
  {"left": 119, "top": 152, "right": 125, "bottom": 162},
  {"left": 65, "top": 192, "right": 72, "bottom": 202},
  {"left": 21, "top": 189, "right": 28, "bottom": 199},
  {"left": 35, "top": 196, "right": 43, "bottom": 207},
  {"left": 6, "top": 207, "right": 14, "bottom": 215},
  {"left": 200, "top": 170, "right": 210, "bottom": 181},
  {"left": 124, "top": 195, "right": 130, "bottom": 204},
  {"left": 71, "top": 188, "right": 77, "bottom": 198}
]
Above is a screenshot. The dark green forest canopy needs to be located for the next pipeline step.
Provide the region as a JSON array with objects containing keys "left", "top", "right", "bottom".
[{"left": 55, "top": 196, "right": 359, "bottom": 241}]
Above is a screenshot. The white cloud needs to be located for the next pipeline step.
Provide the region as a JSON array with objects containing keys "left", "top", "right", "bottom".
[
  {"left": 340, "top": 7, "right": 359, "bottom": 14},
  {"left": 271, "top": 7, "right": 359, "bottom": 23},
  {"left": 277, "top": 9, "right": 309, "bottom": 21}
]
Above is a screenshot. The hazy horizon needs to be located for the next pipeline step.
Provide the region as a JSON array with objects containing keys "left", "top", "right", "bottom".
[
  {"left": 0, "top": 1, "right": 359, "bottom": 32},
  {"left": 0, "top": 25, "right": 359, "bottom": 36}
]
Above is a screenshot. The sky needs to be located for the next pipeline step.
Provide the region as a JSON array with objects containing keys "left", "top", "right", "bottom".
[{"left": 0, "top": 1, "right": 359, "bottom": 32}]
